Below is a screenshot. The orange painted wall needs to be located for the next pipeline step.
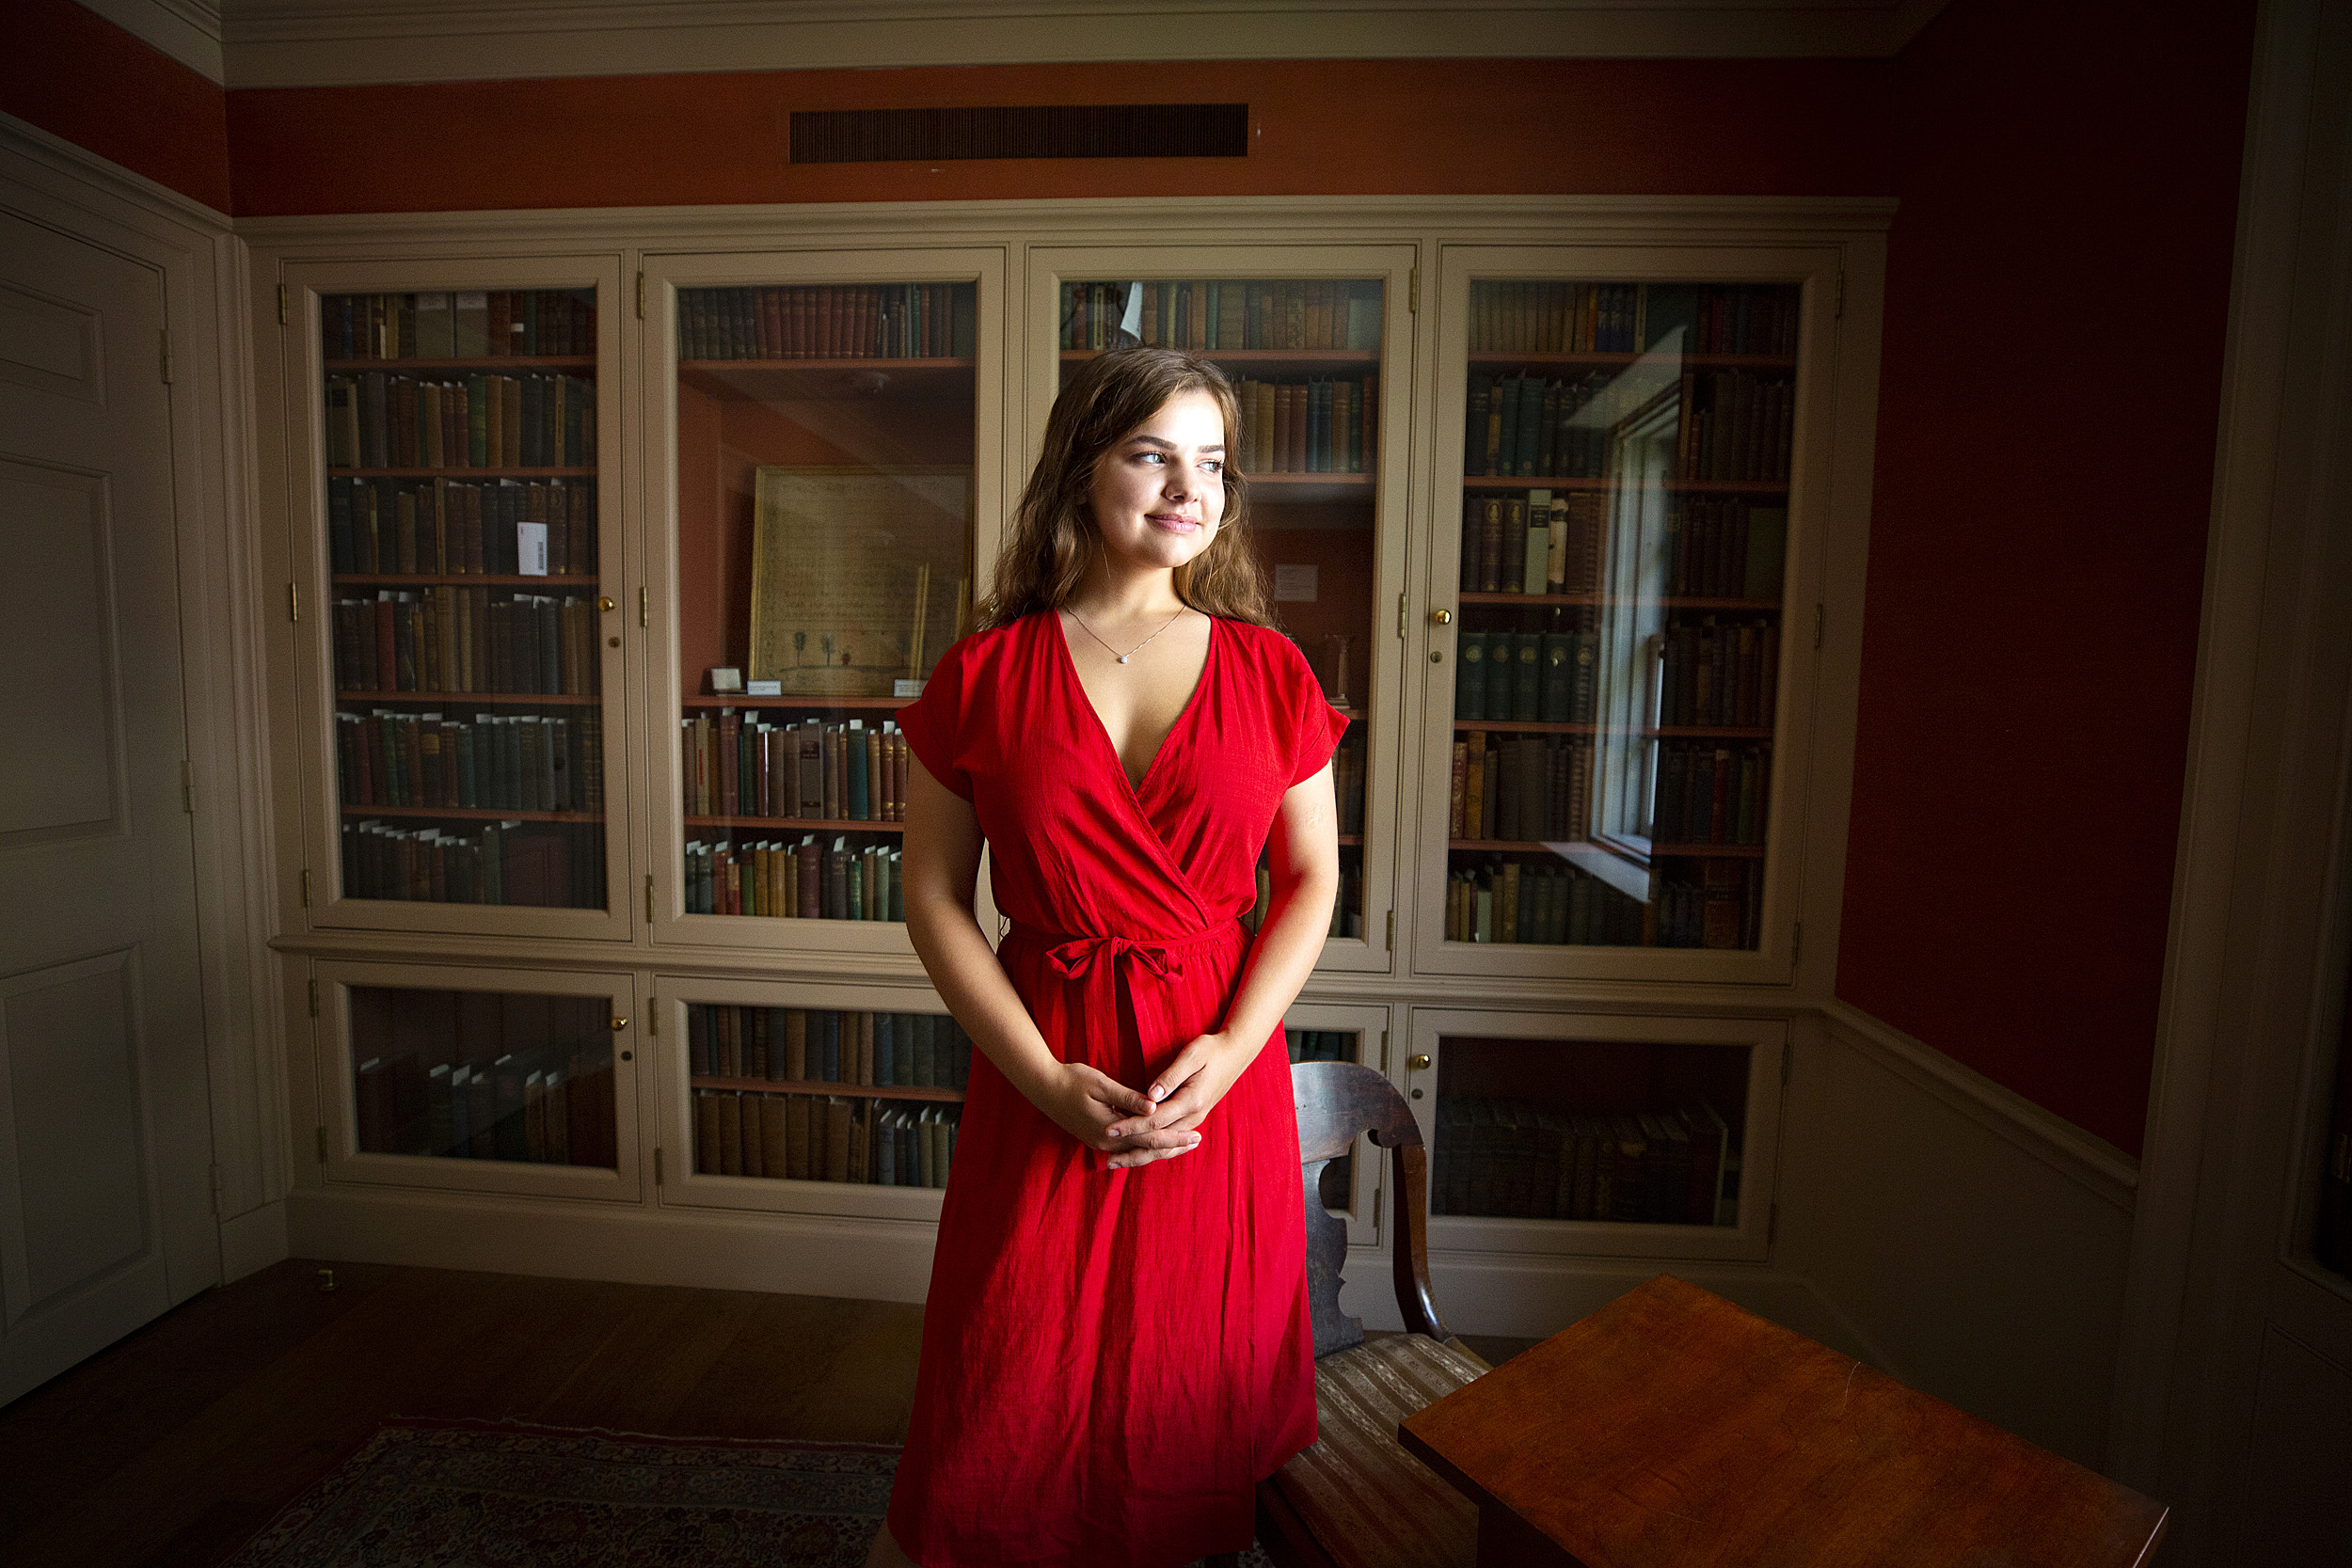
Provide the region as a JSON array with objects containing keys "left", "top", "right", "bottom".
[
  {"left": 1835, "top": 0, "right": 2256, "bottom": 1156},
  {"left": 225, "top": 58, "right": 1893, "bottom": 216},
  {"left": 2, "top": 0, "right": 231, "bottom": 213}
]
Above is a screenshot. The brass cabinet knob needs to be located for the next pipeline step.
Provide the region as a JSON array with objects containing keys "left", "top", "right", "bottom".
[
  {"left": 598, "top": 596, "right": 616, "bottom": 612},
  {"left": 1429, "top": 609, "right": 1452, "bottom": 626},
  {"left": 1407, "top": 1053, "right": 1431, "bottom": 1070},
  {"left": 609, "top": 1016, "right": 628, "bottom": 1031}
]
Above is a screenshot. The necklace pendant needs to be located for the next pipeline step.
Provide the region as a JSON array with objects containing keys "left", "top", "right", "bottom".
[{"left": 1117, "top": 654, "right": 1130, "bottom": 664}]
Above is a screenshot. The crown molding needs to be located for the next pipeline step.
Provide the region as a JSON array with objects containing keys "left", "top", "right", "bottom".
[
  {"left": 209, "top": 0, "right": 1953, "bottom": 88},
  {"left": 79, "top": 0, "right": 226, "bottom": 84}
]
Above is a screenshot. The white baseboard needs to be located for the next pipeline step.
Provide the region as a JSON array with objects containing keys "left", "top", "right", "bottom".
[{"left": 218, "top": 1200, "right": 289, "bottom": 1282}]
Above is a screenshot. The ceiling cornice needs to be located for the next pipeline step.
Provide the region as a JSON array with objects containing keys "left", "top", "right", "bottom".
[{"left": 86, "top": 0, "right": 1956, "bottom": 90}]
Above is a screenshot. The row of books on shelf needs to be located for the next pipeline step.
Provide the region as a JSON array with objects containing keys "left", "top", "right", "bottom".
[
  {"left": 1655, "top": 742, "right": 1771, "bottom": 849},
  {"left": 1452, "top": 731, "right": 1594, "bottom": 845},
  {"left": 1445, "top": 858, "right": 1762, "bottom": 949},
  {"left": 1467, "top": 281, "right": 1798, "bottom": 358},
  {"left": 688, "top": 1005, "right": 973, "bottom": 1089},
  {"left": 352, "top": 1044, "right": 617, "bottom": 1165},
  {"left": 1664, "top": 499, "right": 1786, "bottom": 602},
  {"left": 329, "top": 476, "right": 597, "bottom": 578},
  {"left": 326, "top": 371, "right": 596, "bottom": 471},
  {"left": 1660, "top": 617, "right": 1780, "bottom": 730},
  {"left": 1283, "top": 1030, "right": 1358, "bottom": 1065},
  {"left": 342, "top": 819, "right": 602, "bottom": 908},
  {"left": 1674, "top": 369, "right": 1795, "bottom": 485},
  {"left": 1234, "top": 376, "right": 1376, "bottom": 477},
  {"left": 1466, "top": 371, "right": 1636, "bottom": 481},
  {"left": 326, "top": 289, "right": 595, "bottom": 363},
  {"left": 333, "top": 591, "right": 602, "bottom": 699},
  {"left": 1454, "top": 617, "right": 1601, "bottom": 724},
  {"left": 1060, "top": 278, "right": 1381, "bottom": 354},
  {"left": 1431, "top": 1094, "right": 1734, "bottom": 1225},
  {"left": 337, "top": 710, "right": 603, "bottom": 815},
  {"left": 687, "top": 713, "right": 906, "bottom": 823},
  {"left": 677, "top": 283, "right": 976, "bottom": 363},
  {"left": 685, "top": 836, "right": 899, "bottom": 921},
  {"left": 1461, "top": 491, "right": 1609, "bottom": 595},
  {"left": 693, "top": 1091, "right": 958, "bottom": 1188}
]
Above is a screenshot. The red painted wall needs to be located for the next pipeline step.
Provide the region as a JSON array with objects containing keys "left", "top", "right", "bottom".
[
  {"left": 224, "top": 58, "right": 1892, "bottom": 215},
  {"left": 1836, "top": 0, "right": 2256, "bottom": 1156},
  {"left": 1, "top": 0, "right": 230, "bottom": 213}
]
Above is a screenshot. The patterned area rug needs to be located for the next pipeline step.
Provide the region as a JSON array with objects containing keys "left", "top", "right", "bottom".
[{"left": 223, "top": 1418, "right": 1277, "bottom": 1567}]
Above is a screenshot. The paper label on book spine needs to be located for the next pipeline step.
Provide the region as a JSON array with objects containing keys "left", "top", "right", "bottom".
[{"left": 517, "top": 522, "right": 548, "bottom": 576}]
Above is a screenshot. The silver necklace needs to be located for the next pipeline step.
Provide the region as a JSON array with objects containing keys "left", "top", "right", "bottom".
[{"left": 1069, "top": 605, "right": 1189, "bottom": 664}]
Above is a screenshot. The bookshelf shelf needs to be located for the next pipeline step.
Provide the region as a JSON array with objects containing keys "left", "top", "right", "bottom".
[
  {"left": 336, "top": 689, "right": 599, "bottom": 705},
  {"left": 343, "top": 804, "right": 603, "bottom": 824},
  {"left": 691, "top": 1074, "right": 963, "bottom": 1103},
  {"left": 1461, "top": 476, "right": 1789, "bottom": 496},
  {"left": 1468, "top": 350, "right": 1796, "bottom": 370},
  {"left": 679, "top": 693, "right": 909, "bottom": 710},
  {"left": 686, "top": 816, "right": 903, "bottom": 832},
  {"left": 334, "top": 574, "right": 601, "bottom": 588},
  {"left": 328, "top": 467, "right": 596, "bottom": 479},
  {"left": 326, "top": 356, "right": 596, "bottom": 372},
  {"left": 1458, "top": 592, "right": 1781, "bottom": 611}
]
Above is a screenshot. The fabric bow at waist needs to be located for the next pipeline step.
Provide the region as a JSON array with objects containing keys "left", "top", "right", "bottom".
[{"left": 1003, "top": 919, "right": 1247, "bottom": 1173}]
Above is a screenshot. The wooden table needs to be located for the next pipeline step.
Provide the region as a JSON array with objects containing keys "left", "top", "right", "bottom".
[{"left": 1397, "top": 1275, "right": 2168, "bottom": 1568}]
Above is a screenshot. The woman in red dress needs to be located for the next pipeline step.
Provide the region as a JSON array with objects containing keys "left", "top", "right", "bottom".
[{"left": 866, "top": 346, "right": 1348, "bottom": 1567}]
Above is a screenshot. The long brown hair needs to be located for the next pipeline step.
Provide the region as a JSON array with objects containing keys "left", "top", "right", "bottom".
[{"left": 975, "top": 345, "right": 1271, "bottom": 632}]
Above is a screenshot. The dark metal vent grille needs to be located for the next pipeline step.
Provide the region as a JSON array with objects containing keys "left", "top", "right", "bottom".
[{"left": 789, "top": 104, "right": 1249, "bottom": 163}]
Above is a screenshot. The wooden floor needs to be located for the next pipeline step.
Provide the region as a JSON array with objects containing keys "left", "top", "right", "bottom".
[{"left": 0, "top": 1259, "right": 1540, "bottom": 1568}]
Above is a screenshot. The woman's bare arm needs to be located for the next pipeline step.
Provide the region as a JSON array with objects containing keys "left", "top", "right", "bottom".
[{"left": 902, "top": 753, "right": 1198, "bottom": 1165}]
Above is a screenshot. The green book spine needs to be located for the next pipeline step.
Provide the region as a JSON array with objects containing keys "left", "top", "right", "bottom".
[
  {"left": 1540, "top": 632, "right": 1574, "bottom": 722},
  {"left": 1514, "top": 632, "right": 1541, "bottom": 721},
  {"left": 1455, "top": 631, "right": 1486, "bottom": 721},
  {"left": 1515, "top": 375, "right": 1543, "bottom": 477}
]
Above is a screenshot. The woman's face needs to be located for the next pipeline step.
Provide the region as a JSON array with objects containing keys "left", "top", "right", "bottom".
[{"left": 1086, "top": 388, "right": 1227, "bottom": 576}]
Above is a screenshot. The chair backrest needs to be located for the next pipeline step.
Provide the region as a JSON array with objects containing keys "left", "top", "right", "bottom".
[{"left": 1293, "top": 1060, "right": 1453, "bottom": 1358}]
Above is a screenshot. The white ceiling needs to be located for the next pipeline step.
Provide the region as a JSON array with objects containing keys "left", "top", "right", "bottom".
[{"left": 86, "top": 0, "right": 1954, "bottom": 88}]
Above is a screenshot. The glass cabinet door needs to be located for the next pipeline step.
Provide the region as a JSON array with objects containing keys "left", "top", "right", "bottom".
[
  {"left": 1027, "top": 248, "right": 1418, "bottom": 973},
  {"left": 291, "top": 261, "right": 628, "bottom": 936},
  {"left": 1403, "top": 1008, "right": 1783, "bottom": 1263},
  {"left": 1418, "top": 251, "right": 1827, "bottom": 980},
  {"left": 319, "top": 960, "right": 642, "bottom": 1201},
  {"left": 647, "top": 250, "right": 1004, "bottom": 950}
]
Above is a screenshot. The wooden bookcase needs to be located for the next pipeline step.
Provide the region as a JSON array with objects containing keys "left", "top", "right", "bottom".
[{"left": 249, "top": 202, "right": 1885, "bottom": 1330}]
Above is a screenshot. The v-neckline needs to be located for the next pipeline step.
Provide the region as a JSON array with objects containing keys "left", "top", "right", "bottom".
[{"left": 1050, "top": 607, "right": 1217, "bottom": 800}]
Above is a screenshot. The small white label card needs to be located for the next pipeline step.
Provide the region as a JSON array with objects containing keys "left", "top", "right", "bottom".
[
  {"left": 517, "top": 522, "right": 548, "bottom": 576},
  {"left": 1274, "top": 563, "right": 1318, "bottom": 603}
]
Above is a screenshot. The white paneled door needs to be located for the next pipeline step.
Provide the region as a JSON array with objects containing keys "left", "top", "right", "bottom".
[{"left": 0, "top": 209, "right": 216, "bottom": 1404}]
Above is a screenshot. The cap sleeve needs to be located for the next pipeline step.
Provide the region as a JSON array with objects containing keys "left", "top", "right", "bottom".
[
  {"left": 897, "top": 636, "right": 975, "bottom": 800},
  {"left": 1282, "top": 635, "right": 1353, "bottom": 788}
]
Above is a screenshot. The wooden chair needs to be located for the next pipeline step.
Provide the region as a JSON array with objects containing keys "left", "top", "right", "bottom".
[{"left": 1207, "top": 1060, "right": 1490, "bottom": 1568}]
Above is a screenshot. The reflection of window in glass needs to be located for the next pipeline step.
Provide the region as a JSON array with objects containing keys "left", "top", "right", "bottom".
[{"left": 349, "top": 987, "right": 617, "bottom": 1166}]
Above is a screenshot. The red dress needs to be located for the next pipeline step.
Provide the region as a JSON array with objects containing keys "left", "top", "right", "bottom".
[{"left": 888, "top": 608, "right": 1348, "bottom": 1567}]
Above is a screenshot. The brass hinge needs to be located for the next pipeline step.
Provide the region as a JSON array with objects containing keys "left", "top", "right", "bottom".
[
  {"left": 654, "top": 1147, "right": 665, "bottom": 1185},
  {"left": 640, "top": 586, "right": 648, "bottom": 628},
  {"left": 181, "top": 759, "right": 196, "bottom": 814},
  {"left": 645, "top": 873, "right": 656, "bottom": 923},
  {"left": 158, "top": 327, "right": 172, "bottom": 384},
  {"left": 1813, "top": 604, "right": 1824, "bottom": 649},
  {"left": 289, "top": 582, "right": 300, "bottom": 624},
  {"left": 308, "top": 977, "right": 319, "bottom": 1017},
  {"left": 1835, "top": 270, "right": 1846, "bottom": 320},
  {"left": 315, "top": 1125, "right": 328, "bottom": 1162},
  {"left": 1396, "top": 591, "right": 1406, "bottom": 640},
  {"left": 301, "top": 867, "right": 313, "bottom": 908},
  {"left": 1386, "top": 910, "right": 1395, "bottom": 951},
  {"left": 278, "top": 283, "right": 288, "bottom": 325},
  {"left": 1407, "top": 267, "right": 1419, "bottom": 315},
  {"left": 636, "top": 272, "right": 645, "bottom": 321}
]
